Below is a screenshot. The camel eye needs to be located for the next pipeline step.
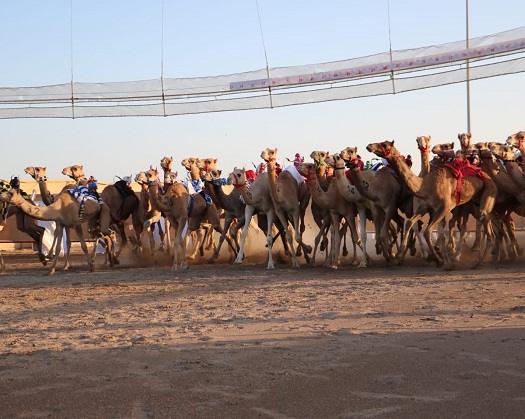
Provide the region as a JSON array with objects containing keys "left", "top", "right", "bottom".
[{"left": 237, "top": 173, "right": 240, "bottom": 177}]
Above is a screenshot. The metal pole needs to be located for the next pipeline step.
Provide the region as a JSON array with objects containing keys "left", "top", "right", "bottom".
[{"left": 466, "top": 0, "right": 471, "bottom": 133}]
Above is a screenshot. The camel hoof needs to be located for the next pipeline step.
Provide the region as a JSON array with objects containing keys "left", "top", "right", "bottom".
[
  {"left": 47, "top": 269, "right": 56, "bottom": 276},
  {"left": 358, "top": 261, "right": 368, "bottom": 268},
  {"left": 266, "top": 264, "right": 275, "bottom": 270}
]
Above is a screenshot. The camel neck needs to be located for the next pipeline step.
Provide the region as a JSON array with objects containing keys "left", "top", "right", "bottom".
[
  {"left": 148, "top": 182, "right": 170, "bottom": 213},
  {"left": 389, "top": 154, "right": 424, "bottom": 197},
  {"left": 503, "top": 160, "right": 525, "bottom": 189},
  {"left": 37, "top": 180, "right": 54, "bottom": 206},
  {"left": 266, "top": 162, "right": 279, "bottom": 204},
  {"left": 419, "top": 149, "right": 430, "bottom": 176},
  {"left": 12, "top": 194, "right": 61, "bottom": 222}
]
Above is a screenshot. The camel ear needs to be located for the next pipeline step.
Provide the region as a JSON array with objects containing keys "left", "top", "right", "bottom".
[
  {"left": 213, "top": 158, "right": 218, "bottom": 164},
  {"left": 457, "top": 133, "right": 461, "bottom": 140},
  {"left": 355, "top": 147, "right": 358, "bottom": 153},
  {"left": 391, "top": 140, "right": 395, "bottom": 146},
  {"left": 428, "top": 136, "right": 431, "bottom": 140},
  {"left": 79, "top": 165, "right": 84, "bottom": 170}
]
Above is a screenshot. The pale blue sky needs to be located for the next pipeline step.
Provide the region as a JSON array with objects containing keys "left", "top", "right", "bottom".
[{"left": 1, "top": 1, "right": 524, "bottom": 179}]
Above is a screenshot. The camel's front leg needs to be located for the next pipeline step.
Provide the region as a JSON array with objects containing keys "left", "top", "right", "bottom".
[
  {"left": 75, "top": 224, "right": 94, "bottom": 272},
  {"left": 275, "top": 209, "right": 299, "bottom": 268},
  {"left": 328, "top": 212, "right": 341, "bottom": 269},
  {"left": 234, "top": 206, "right": 255, "bottom": 264},
  {"left": 292, "top": 207, "right": 310, "bottom": 264},
  {"left": 48, "top": 224, "right": 64, "bottom": 276},
  {"left": 265, "top": 209, "right": 276, "bottom": 270},
  {"left": 357, "top": 206, "right": 370, "bottom": 267}
]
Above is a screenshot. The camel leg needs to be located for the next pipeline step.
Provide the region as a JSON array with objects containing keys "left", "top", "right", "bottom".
[
  {"left": 61, "top": 227, "right": 72, "bottom": 271},
  {"left": 424, "top": 207, "right": 450, "bottom": 265},
  {"left": 328, "top": 212, "right": 341, "bottom": 269},
  {"left": 379, "top": 206, "right": 396, "bottom": 263},
  {"left": 16, "top": 211, "right": 46, "bottom": 264},
  {"left": 357, "top": 207, "right": 370, "bottom": 267},
  {"left": 213, "top": 214, "right": 234, "bottom": 259},
  {"left": 48, "top": 224, "right": 64, "bottom": 276},
  {"left": 234, "top": 205, "right": 255, "bottom": 264},
  {"left": 343, "top": 212, "right": 360, "bottom": 266},
  {"left": 265, "top": 209, "right": 276, "bottom": 270},
  {"left": 131, "top": 208, "right": 143, "bottom": 253},
  {"left": 164, "top": 218, "right": 172, "bottom": 256},
  {"left": 397, "top": 214, "right": 424, "bottom": 264},
  {"left": 291, "top": 207, "right": 311, "bottom": 264},
  {"left": 275, "top": 209, "right": 299, "bottom": 268},
  {"left": 0, "top": 251, "right": 5, "bottom": 273},
  {"left": 74, "top": 225, "right": 94, "bottom": 272}
]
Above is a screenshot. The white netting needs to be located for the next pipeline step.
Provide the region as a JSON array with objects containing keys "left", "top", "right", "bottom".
[{"left": 1, "top": 26, "right": 525, "bottom": 118}]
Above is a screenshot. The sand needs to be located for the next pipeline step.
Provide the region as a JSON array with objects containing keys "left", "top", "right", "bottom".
[{"left": 0, "top": 253, "right": 524, "bottom": 418}]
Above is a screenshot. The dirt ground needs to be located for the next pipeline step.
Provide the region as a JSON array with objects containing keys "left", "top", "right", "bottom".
[{"left": 0, "top": 251, "right": 525, "bottom": 418}]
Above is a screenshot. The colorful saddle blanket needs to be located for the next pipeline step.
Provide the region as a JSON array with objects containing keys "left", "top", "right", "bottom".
[
  {"left": 445, "top": 159, "right": 489, "bottom": 205},
  {"left": 68, "top": 185, "right": 103, "bottom": 204}
]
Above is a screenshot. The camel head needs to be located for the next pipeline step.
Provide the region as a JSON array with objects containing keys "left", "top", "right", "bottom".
[
  {"left": 295, "top": 162, "right": 316, "bottom": 181},
  {"left": 199, "top": 158, "right": 218, "bottom": 172},
  {"left": 339, "top": 147, "right": 358, "bottom": 162},
  {"left": 62, "top": 165, "right": 85, "bottom": 181},
  {"left": 261, "top": 148, "right": 278, "bottom": 163},
  {"left": 416, "top": 136, "right": 431, "bottom": 153},
  {"left": 229, "top": 167, "right": 247, "bottom": 187},
  {"left": 458, "top": 132, "right": 472, "bottom": 150},
  {"left": 366, "top": 141, "right": 398, "bottom": 159},
  {"left": 310, "top": 150, "right": 330, "bottom": 163},
  {"left": 507, "top": 131, "right": 525, "bottom": 149},
  {"left": 25, "top": 166, "right": 47, "bottom": 182},
  {"left": 160, "top": 156, "right": 174, "bottom": 173},
  {"left": 203, "top": 168, "right": 222, "bottom": 182},
  {"left": 181, "top": 157, "right": 198, "bottom": 171},
  {"left": 431, "top": 142, "right": 454, "bottom": 155},
  {"left": 145, "top": 166, "right": 160, "bottom": 184},
  {"left": 135, "top": 171, "right": 148, "bottom": 186},
  {"left": 0, "top": 187, "right": 25, "bottom": 206},
  {"left": 474, "top": 142, "right": 490, "bottom": 151},
  {"left": 332, "top": 153, "right": 347, "bottom": 170},
  {"left": 490, "top": 143, "right": 516, "bottom": 161}
]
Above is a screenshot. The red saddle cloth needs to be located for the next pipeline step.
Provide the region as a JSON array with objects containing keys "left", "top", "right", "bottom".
[
  {"left": 344, "top": 158, "right": 364, "bottom": 184},
  {"left": 445, "top": 159, "right": 489, "bottom": 205}
]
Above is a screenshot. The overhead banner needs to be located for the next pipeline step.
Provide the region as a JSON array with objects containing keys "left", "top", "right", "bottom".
[{"left": 1, "top": 26, "right": 525, "bottom": 118}]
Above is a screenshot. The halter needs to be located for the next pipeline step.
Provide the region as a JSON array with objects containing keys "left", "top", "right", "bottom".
[
  {"left": 417, "top": 144, "right": 429, "bottom": 153},
  {"left": 379, "top": 143, "right": 393, "bottom": 158}
]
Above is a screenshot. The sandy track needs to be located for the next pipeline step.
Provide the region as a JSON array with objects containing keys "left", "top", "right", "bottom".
[{"left": 1, "top": 255, "right": 525, "bottom": 418}]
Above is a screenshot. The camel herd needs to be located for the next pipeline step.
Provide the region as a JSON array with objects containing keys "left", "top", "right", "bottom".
[{"left": 1, "top": 130, "right": 524, "bottom": 275}]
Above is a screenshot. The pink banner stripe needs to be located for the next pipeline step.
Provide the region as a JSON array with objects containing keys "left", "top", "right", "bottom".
[{"left": 230, "top": 37, "right": 525, "bottom": 91}]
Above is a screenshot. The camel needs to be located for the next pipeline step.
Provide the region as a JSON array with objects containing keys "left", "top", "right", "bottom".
[
  {"left": 180, "top": 158, "right": 237, "bottom": 261},
  {"left": 506, "top": 131, "right": 525, "bottom": 169},
  {"left": 340, "top": 147, "right": 409, "bottom": 262},
  {"left": 231, "top": 166, "right": 287, "bottom": 269},
  {"left": 135, "top": 172, "right": 165, "bottom": 254},
  {"left": 490, "top": 143, "right": 525, "bottom": 189},
  {"left": 330, "top": 152, "right": 374, "bottom": 267},
  {"left": 475, "top": 143, "right": 525, "bottom": 260},
  {"left": 260, "top": 148, "right": 311, "bottom": 265},
  {"left": 295, "top": 157, "right": 357, "bottom": 268},
  {"left": 99, "top": 179, "right": 142, "bottom": 255},
  {"left": 144, "top": 167, "right": 188, "bottom": 270},
  {"left": 367, "top": 140, "right": 497, "bottom": 266},
  {"left": 0, "top": 179, "right": 116, "bottom": 275},
  {"left": 0, "top": 178, "right": 47, "bottom": 266}
]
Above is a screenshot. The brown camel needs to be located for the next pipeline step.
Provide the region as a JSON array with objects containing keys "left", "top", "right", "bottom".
[
  {"left": 62, "top": 165, "right": 86, "bottom": 183},
  {"left": 507, "top": 131, "right": 525, "bottom": 169},
  {"left": 490, "top": 143, "right": 525, "bottom": 189},
  {"left": 135, "top": 172, "right": 165, "bottom": 254},
  {"left": 0, "top": 182, "right": 116, "bottom": 275},
  {"left": 330, "top": 152, "right": 374, "bottom": 267},
  {"left": 230, "top": 167, "right": 283, "bottom": 269},
  {"left": 368, "top": 140, "right": 497, "bottom": 266},
  {"left": 180, "top": 159, "right": 237, "bottom": 261},
  {"left": 340, "top": 147, "right": 408, "bottom": 262},
  {"left": 0, "top": 178, "right": 47, "bottom": 266},
  {"left": 260, "top": 148, "right": 311, "bottom": 265},
  {"left": 145, "top": 167, "right": 188, "bottom": 270},
  {"left": 295, "top": 158, "right": 356, "bottom": 268}
]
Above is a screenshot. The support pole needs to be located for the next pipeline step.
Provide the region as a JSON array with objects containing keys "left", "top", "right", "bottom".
[{"left": 466, "top": 0, "right": 471, "bottom": 133}]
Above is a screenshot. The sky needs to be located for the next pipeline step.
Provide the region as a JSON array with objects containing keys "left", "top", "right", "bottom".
[{"left": 0, "top": 0, "right": 524, "bottom": 180}]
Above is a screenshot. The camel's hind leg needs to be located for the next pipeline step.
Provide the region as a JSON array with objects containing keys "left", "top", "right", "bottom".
[{"left": 0, "top": 251, "right": 5, "bottom": 273}]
